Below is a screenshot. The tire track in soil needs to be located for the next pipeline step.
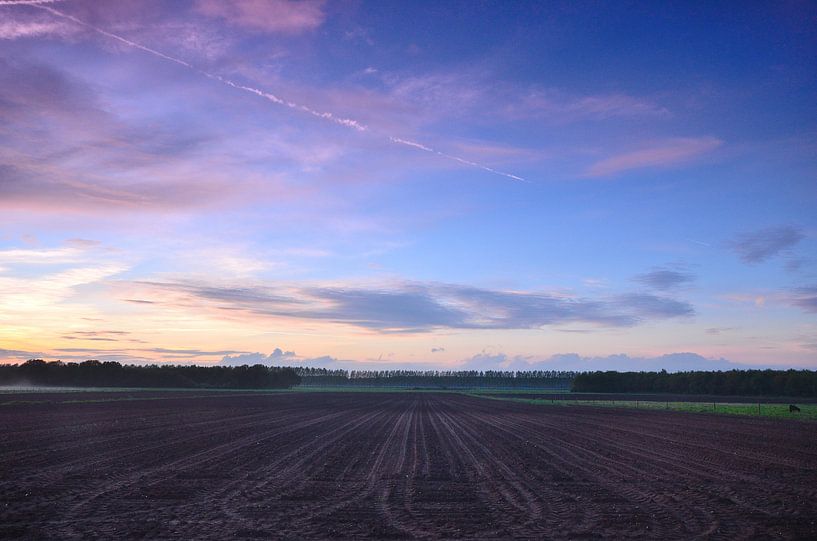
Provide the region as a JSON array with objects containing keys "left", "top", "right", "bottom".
[
  {"left": 468, "top": 399, "right": 743, "bottom": 534},
  {"left": 461, "top": 404, "right": 715, "bottom": 538},
  {"left": 433, "top": 396, "right": 598, "bottom": 537},
  {"left": 422, "top": 396, "right": 513, "bottom": 537},
  {"left": 56, "top": 407, "right": 350, "bottom": 534},
  {"left": 456, "top": 396, "right": 815, "bottom": 539},
  {"left": 374, "top": 396, "right": 424, "bottom": 538},
  {"left": 495, "top": 405, "right": 816, "bottom": 535},
  {"left": 0, "top": 399, "right": 321, "bottom": 533},
  {"left": 3, "top": 392, "right": 817, "bottom": 539},
  {"left": 283, "top": 398, "right": 414, "bottom": 537},
  {"left": 211, "top": 404, "right": 392, "bottom": 530},
  {"left": 1, "top": 404, "right": 308, "bottom": 476},
  {"left": 435, "top": 401, "right": 546, "bottom": 522},
  {"left": 165, "top": 398, "right": 402, "bottom": 537},
  {"left": 23, "top": 399, "right": 380, "bottom": 538}
]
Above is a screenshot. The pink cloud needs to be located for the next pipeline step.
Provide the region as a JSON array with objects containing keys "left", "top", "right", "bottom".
[
  {"left": 0, "top": 20, "right": 69, "bottom": 39},
  {"left": 0, "top": 6, "right": 78, "bottom": 40},
  {"left": 584, "top": 137, "right": 722, "bottom": 177},
  {"left": 194, "top": 0, "right": 325, "bottom": 34}
]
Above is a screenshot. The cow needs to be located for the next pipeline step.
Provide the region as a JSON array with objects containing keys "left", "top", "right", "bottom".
[{"left": 789, "top": 404, "right": 801, "bottom": 413}]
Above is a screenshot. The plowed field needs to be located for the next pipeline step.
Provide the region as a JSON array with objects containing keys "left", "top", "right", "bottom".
[{"left": 2, "top": 392, "right": 816, "bottom": 539}]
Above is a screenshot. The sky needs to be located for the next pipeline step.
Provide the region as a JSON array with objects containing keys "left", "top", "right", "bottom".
[{"left": 0, "top": 0, "right": 815, "bottom": 372}]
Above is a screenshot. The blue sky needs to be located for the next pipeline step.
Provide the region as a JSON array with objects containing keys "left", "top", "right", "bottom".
[{"left": 0, "top": 0, "right": 815, "bottom": 371}]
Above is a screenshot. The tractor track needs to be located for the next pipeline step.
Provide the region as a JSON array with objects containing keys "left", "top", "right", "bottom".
[{"left": 1, "top": 392, "right": 816, "bottom": 539}]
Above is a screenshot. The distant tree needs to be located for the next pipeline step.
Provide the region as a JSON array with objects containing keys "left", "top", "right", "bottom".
[
  {"left": 0, "top": 361, "right": 300, "bottom": 389},
  {"left": 572, "top": 369, "right": 817, "bottom": 397}
]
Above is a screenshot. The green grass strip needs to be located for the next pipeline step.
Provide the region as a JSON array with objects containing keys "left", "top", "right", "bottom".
[{"left": 469, "top": 394, "right": 817, "bottom": 421}]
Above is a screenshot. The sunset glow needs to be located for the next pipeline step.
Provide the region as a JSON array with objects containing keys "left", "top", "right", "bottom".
[{"left": 1, "top": 1, "right": 815, "bottom": 371}]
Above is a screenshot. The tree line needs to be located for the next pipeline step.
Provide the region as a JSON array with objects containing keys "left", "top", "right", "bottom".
[
  {"left": 572, "top": 369, "right": 817, "bottom": 397},
  {"left": 0, "top": 360, "right": 301, "bottom": 389},
  {"left": 296, "top": 367, "right": 576, "bottom": 389}
]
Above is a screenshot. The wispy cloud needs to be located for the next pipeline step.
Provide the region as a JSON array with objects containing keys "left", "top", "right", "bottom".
[
  {"left": 384, "top": 70, "right": 668, "bottom": 124},
  {"left": 584, "top": 137, "right": 722, "bottom": 177},
  {"left": 123, "top": 279, "right": 694, "bottom": 333},
  {"left": 728, "top": 226, "right": 805, "bottom": 264},
  {"left": 194, "top": 0, "right": 326, "bottom": 35},
  {"left": 635, "top": 267, "right": 695, "bottom": 290},
  {"left": 706, "top": 327, "right": 735, "bottom": 335},
  {"left": 0, "top": 1, "right": 64, "bottom": 5},
  {"left": 508, "top": 91, "right": 670, "bottom": 121},
  {"left": 24, "top": 4, "right": 525, "bottom": 182},
  {"left": 614, "top": 293, "right": 694, "bottom": 318},
  {"left": 0, "top": 19, "right": 69, "bottom": 39},
  {"left": 0, "top": 56, "right": 266, "bottom": 213},
  {"left": 0, "top": 348, "right": 45, "bottom": 362},
  {"left": 60, "top": 330, "right": 149, "bottom": 344},
  {"left": 0, "top": 239, "right": 103, "bottom": 267},
  {"left": 790, "top": 286, "right": 817, "bottom": 313},
  {"left": 27, "top": 4, "right": 363, "bottom": 131}
]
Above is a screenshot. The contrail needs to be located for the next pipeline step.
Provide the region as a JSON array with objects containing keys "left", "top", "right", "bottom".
[
  {"left": 203, "top": 74, "right": 367, "bottom": 132},
  {"left": 390, "top": 137, "right": 527, "bottom": 182},
  {"left": 27, "top": 3, "right": 526, "bottom": 182}
]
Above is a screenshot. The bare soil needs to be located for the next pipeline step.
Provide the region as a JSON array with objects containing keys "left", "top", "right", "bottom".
[{"left": 1, "top": 392, "right": 816, "bottom": 539}]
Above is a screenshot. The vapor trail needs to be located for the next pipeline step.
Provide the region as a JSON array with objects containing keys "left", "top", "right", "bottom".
[
  {"left": 390, "top": 137, "right": 527, "bottom": 182},
  {"left": 30, "top": 4, "right": 526, "bottom": 182}
]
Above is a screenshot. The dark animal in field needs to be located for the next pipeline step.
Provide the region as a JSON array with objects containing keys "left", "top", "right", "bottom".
[{"left": 789, "top": 404, "right": 801, "bottom": 413}]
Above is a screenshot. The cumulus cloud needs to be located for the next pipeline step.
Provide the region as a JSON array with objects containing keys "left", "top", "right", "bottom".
[
  {"left": 459, "top": 351, "right": 514, "bottom": 370},
  {"left": 125, "top": 279, "right": 694, "bottom": 333},
  {"left": 543, "top": 352, "right": 744, "bottom": 372},
  {"left": 635, "top": 267, "right": 695, "bottom": 290},
  {"left": 220, "top": 347, "right": 296, "bottom": 366},
  {"left": 584, "top": 137, "right": 722, "bottom": 177},
  {"left": 194, "top": 0, "right": 326, "bottom": 34},
  {"left": 728, "top": 226, "right": 805, "bottom": 264},
  {"left": 459, "top": 351, "right": 745, "bottom": 372}
]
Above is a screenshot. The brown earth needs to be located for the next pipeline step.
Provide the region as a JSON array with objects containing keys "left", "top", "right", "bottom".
[{"left": 1, "top": 392, "right": 816, "bottom": 539}]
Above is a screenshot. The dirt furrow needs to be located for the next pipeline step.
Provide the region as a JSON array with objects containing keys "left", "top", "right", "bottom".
[{"left": 2, "top": 392, "right": 816, "bottom": 539}]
